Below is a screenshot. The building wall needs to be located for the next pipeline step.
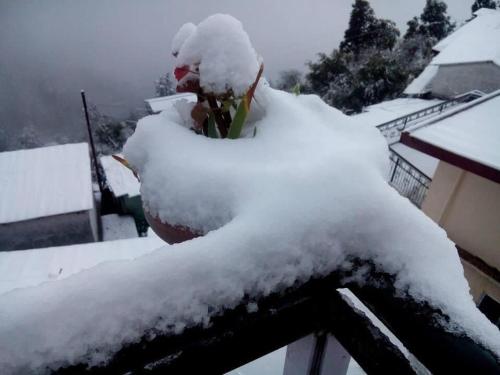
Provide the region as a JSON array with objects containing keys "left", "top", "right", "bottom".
[
  {"left": 422, "top": 161, "right": 500, "bottom": 302},
  {"left": 0, "top": 210, "right": 98, "bottom": 251},
  {"left": 430, "top": 62, "right": 500, "bottom": 98}
]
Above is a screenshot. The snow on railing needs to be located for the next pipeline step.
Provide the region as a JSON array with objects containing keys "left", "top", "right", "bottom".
[{"left": 377, "top": 91, "right": 483, "bottom": 144}]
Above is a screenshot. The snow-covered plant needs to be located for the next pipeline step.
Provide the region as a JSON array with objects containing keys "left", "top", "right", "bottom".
[{"left": 172, "top": 15, "right": 264, "bottom": 139}]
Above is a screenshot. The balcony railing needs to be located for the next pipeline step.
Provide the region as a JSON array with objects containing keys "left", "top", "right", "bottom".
[
  {"left": 376, "top": 91, "right": 483, "bottom": 143},
  {"left": 54, "top": 260, "right": 500, "bottom": 375},
  {"left": 387, "top": 151, "right": 431, "bottom": 208}
]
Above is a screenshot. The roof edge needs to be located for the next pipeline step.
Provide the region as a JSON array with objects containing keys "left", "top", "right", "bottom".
[{"left": 400, "top": 132, "right": 500, "bottom": 184}]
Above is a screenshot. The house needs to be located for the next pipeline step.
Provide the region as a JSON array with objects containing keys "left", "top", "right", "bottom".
[
  {"left": 100, "top": 154, "right": 147, "bottom": 234},
  {"left": 0, "top": 143, "right": 98, "bottom": 251},
  {"left": 145, "top": 92, "right": 196, "bottom": 114},
  {"left": 405, "top": 9, "right": 500, "bottom": 98},
  {"left": 401, "top": 89, "right": 500, "bottom": 326}
]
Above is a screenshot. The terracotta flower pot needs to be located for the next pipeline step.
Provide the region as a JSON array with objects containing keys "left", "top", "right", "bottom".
[{"left": 144, "top": 209, "right": 201, "bottom": 244}]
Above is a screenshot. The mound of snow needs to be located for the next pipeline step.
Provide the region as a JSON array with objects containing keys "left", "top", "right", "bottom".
[
  {"left": 175, "top": 14, "right": 260, "bottom": 96},
  {"left": 0, "top": 15, "right": 499, "bottom": 375}
]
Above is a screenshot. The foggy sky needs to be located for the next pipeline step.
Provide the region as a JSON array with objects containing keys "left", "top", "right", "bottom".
[{"left": 0, "top": 0, "right": 471, "bottom": 150}]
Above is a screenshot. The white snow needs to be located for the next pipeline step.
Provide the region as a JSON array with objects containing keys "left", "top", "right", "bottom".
[
  {"left": 0, "top": 16, "right": 499, "bottom": 374},
  {"left": 175, "top": 14, "right": 260, "bottom": 96},
  {"left": 352, "top": 97, "right": 443, "bottom": 127},
  {"left": 100, "top": 154, "right": 140, "bottom": 198},
  {"left": 404, "top": 65, "right": 439, "bottom": 96},
  {"left": 410, "top": 90, "right": 500, "bottom": 171},
  {"left": 0, "top": 236, "right": 164, "bottom": 296},
  {"left": 433, "top": 9, "right": 500, "bottom": 66},
  {"left": 101, "top": 214, "right": 138, "bottom": 241},
  {"left": 390, "top": 143, "right": 439, "bottom": 178},
  {"left": 0, "top": 143, "right": 94, "bottom": 224},
  {"left": 171, "top": 22, "right": 196, "bottom": 57},
  {"left": 145, "top": 93, "right": 196, "bottom": 114}
]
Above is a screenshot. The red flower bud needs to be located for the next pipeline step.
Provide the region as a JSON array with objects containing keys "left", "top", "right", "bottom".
[{"left": 174, "top": 65, "right": 190, "bottom": 81}]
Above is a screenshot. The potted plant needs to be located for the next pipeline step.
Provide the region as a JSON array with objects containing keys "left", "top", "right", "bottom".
[{"left": 116, "top": 14, "right": 264, "bottom": 244}]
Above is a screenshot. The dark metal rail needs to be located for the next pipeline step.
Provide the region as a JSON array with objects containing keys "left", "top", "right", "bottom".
[
  {"left": 387, "top": 150, "right": 431, "bottom": 208},
  {"left": 376, "top": 91, "right": 482, "bottom": 142},
  {"left": 54, "top": 261, "right": 500, "bottom": 375}
]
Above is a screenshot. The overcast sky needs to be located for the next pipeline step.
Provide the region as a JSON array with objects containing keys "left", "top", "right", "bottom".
[{"left": 0, "top": 0, "right": 471, "bottom": 148}]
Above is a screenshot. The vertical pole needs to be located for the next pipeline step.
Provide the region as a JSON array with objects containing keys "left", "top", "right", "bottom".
[
  {"left": 390, "top": 157, "right": 400, "bottom": 184},
  {"left": 81, "top": 90, "right": 104, "bottom": 195}
]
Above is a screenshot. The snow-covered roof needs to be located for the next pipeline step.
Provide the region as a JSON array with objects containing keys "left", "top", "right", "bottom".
[
  {"left": 0, "top": 143, "right": 94, "bottom": 224},
  {"left": 0, "top": 235, "right": 164, "bottom": 296},
  {"left": 432, "top": 9, "right": 500, "bottom": 66},
  {"left": 101, "top": 214, "right": 138, "bottom": 241},
  {"left": 145, "top": 93, "right": 196, "bottom": 113},
  {"left": 100, "top": 155, "right": 140, "bottom": 197},
  {"left": 409, "top": 90, "right": 500, "bottom": 172},
  {"left": 390, "top": 143, "right": 439, "bottom": 178},
  {"left": 352, "top": 97, "right": 443, "bottom": 127},
  {"left": 404, "top": 10, "right": 500, "bottom": 96},
  {"left": 404, "top": 65, "right": 439, "bottom": 95}
]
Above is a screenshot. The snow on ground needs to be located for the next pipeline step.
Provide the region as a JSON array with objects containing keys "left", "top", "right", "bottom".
[
  {"left": 390, "top": 143, "right": 439, "bottom": 178},
  {"left": 351, "top": 97, "right": 443, "bottom": 127},
  {"left": 410, "top": 90, "right": 500, "bottom": 171},
  {"left": 0, "top": 15, "right": 499, "bottom": 374},
  {"left": 0, "top": 143, "right": 93, "bottom": 224},
  {"left": 0, "top": 236, "right": 164, "bottom": 296},
  {"left": 100, "top": 154, "right": 140, "bottom": 198},
  {"left": 175, "top": 14, "right": 260, "bottom": 96},
  {"left": 101, "top": 214, "right": 138, "bottom": 241}
]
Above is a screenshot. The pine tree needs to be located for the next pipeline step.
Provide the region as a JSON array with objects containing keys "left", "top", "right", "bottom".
[
  {"left": 340, "top": 0, "right": 376, "bottom": 55},
  {"left": 340, "top": 0, "right": 399, "bottom": 56},
  {"left": 404, "top": 17, "right": 420, "bottom": 40},
  {"left": 155, "top": 73, "right": 176, "bottom": 97},
  {"left": 471, "top": 0, "right": 497, "bottom": 14},
  {"left": 419, "top": 0, "right": 455, "bottom": 41}
]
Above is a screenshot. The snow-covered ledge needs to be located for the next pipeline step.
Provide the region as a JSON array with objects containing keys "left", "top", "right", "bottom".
[{"left": 0, "top": 14, "right": 499, "bottom": 375}]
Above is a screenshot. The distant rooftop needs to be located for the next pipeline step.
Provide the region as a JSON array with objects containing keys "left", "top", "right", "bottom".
[
  {"left": 405, "top": 9, "right": 500, "bottom": 95},
  {"left": 145, "top": 93, "right": 196, "bottom": 113},
  {"left": 433, "top": 9, "right": 500, "bottom": 66},
  {"left": 101, "top": 155, "right": 140, "bottom": 198},
  {"left": 352, "top": 97, "right": 443, "bottom": 127},
  {"left": 0, "top": 143, "right": 94, "bottom": 224},
  {"left": 0, "top": 235, "right": 164, "bottom": 295},
  {"left": 402, "top": 90, "right": 500, "bottom": 182}
]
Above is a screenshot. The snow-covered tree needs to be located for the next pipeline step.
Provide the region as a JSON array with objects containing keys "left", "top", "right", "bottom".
[
  {"left": 404, "top": 17, "right": 420, "bottom": 40},
  {"left": 340, "top": 0, "right": 399, "bottom": 56},
  {"left": 419, "top": 0, "right": 455, "bottom": 41},
  {"left": 471, "top": 0, "right": 497, "bottom": 14},
  {"left": 155, "top": 73, "right": 176, "bottom": 97},
  {"left": 275, "top": 70, "right": 303, "bottom": 93}
]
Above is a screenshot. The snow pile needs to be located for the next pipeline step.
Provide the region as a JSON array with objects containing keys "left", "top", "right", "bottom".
[
  {"left": 0, "top": 15, "right": 499, "bottom": 375},
  {"left": 175, "top": 14, "right": 260, "bottom": 96},
  {"left": 171, "top": 22, "right": 196, "bottom": 57}
]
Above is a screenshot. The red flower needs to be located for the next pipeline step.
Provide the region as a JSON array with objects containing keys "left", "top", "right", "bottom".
[{"left": 174, "top": 65, "right": 191, "bottom": 81}]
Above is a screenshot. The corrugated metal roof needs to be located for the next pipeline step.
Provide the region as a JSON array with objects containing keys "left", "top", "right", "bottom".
[
  {"left": 0, "top": 143, "right": 94, "bottom": 224},
  {"left": 0, "top": 235, "right": 165, "bottom": 295}
]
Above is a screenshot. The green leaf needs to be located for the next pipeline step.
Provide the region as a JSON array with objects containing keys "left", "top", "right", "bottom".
[
  {"left": 227, "top": 96, "right": 249, "bottom": 139},
  {"left": 207, "top": 112, "right": 218, "bottom": 138}
]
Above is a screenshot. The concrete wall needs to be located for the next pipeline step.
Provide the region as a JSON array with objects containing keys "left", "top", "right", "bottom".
[
  {"left": 422, "top": 161, "right": 500, "bottom": 302},
  {"left": 430, "top": 62, "right": 500, "bottom": 98},
  {"left": 0, "top": 210, "right": 98, "bottom": 251}
]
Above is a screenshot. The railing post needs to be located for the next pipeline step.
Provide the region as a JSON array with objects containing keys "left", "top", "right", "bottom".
[
  {"left": 390, "top": 157, "right": 400, "bottom": 184},
  {"left": 283, "top": 333, "right": 350, "bottom": 375}
]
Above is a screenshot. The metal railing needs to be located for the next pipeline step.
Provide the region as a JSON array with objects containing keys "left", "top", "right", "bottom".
[
  {"left": 376, "top": 91, "right": 482, "bottom": 143},
  {"left": 388, "top": 151, "right": 431, "bottom": 208}
]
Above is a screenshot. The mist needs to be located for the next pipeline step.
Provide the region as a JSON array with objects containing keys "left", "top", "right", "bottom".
[{"left": 0, "top": 0, "right": 469, "bottom": 151}]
